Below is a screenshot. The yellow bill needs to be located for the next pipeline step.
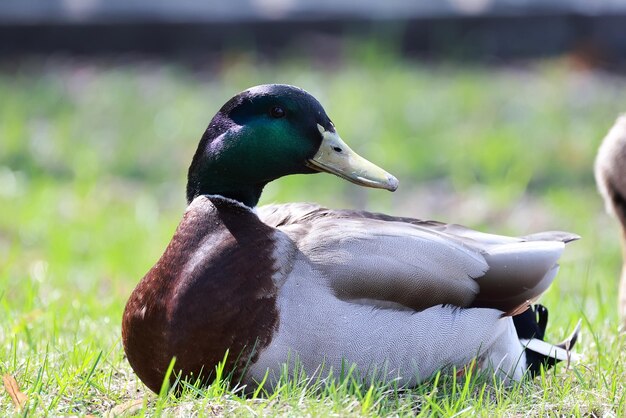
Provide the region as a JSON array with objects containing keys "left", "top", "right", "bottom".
[{"left": 306, "top": 124, "right": 398, "bottom": 191}]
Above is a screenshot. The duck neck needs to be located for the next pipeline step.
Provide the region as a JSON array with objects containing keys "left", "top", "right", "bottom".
[{"left": 186, "top": 181, "right": 264, "bottom": 208}]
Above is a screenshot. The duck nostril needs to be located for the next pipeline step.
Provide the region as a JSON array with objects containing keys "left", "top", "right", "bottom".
[{"left": 333, "top": 147, "right": 343, "bottom": 153}]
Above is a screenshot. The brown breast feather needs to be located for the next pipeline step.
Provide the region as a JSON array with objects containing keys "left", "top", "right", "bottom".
[{"left": 122, "top": 196, "right": 280, "bottom": 393}]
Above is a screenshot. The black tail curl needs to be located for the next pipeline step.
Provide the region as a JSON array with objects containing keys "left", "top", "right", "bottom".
[{"left": 512, "top": 304, "right": 581, "bottom": 376}]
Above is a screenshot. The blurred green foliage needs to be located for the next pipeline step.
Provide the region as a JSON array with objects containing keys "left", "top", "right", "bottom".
[{"left": 2, "top": 57, "right": 623, "bottom": 196}]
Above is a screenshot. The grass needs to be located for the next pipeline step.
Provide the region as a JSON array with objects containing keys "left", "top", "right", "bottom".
[{"left": 1, "top": 50, "right": 625, "bottom": 416}]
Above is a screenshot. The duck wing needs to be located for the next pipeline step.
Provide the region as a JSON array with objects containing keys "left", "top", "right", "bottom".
[{"left": 258, "top": 203, "right": 578, "bottom": 315}]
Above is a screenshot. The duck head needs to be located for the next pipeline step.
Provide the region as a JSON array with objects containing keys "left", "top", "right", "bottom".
[{"left": 186, "top": 84, "right": 398, "bottom": 207}]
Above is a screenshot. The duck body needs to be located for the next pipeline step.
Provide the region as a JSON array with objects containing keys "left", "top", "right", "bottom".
[
  {"left": 595, "top": 115, "right": 626, "bottom": 326},
  {"left": 122, "top": 84, "right": 579, "bottom": 393},
  {"left": 124, "top": 196, "right": 577, "bottom": 392}
]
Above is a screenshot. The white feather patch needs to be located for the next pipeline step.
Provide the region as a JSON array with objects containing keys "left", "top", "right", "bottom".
[
  {"left": 519, "top": 338, "right": 581, "bottom": 362},
  {"left": 202, "top": 194, "right": 256, "bottom": 211}
]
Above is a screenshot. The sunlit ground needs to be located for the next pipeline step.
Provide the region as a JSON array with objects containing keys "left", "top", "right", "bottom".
[{"left": 1, "top": 50, "right": 625, "bottom": 415}]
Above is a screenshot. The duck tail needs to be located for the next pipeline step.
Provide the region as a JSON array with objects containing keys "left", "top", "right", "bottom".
[{"left": 512, "top": 304, "right": 582, "bottom": 376}]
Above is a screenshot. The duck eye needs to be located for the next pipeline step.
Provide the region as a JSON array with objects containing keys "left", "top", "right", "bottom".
[
  {"left": 270, "top": 106, "right": 285, "bottom": 119},
  {"left": 333, "top": 147, "right": 343, "bottom": 153}
]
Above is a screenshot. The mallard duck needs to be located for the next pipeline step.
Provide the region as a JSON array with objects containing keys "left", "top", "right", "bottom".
[
  {"left": 595, "top": 115, "right": 626, "bottom": 327},
  {"left": 122, "top": 84, "right": 580, "bottom": 394}
]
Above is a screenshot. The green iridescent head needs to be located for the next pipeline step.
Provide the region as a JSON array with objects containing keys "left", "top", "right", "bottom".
[{"left": 186, "top": 84, "right": 398, "bottom": 207}]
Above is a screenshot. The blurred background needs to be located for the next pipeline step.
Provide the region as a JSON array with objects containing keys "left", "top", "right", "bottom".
[{"left": 1, "top": 0, "right": 626, "bottom": 399}]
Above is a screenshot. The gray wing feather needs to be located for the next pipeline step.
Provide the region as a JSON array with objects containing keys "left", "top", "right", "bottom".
[{"left": 258, "top": 203, "right": 575, "bottom": 313}]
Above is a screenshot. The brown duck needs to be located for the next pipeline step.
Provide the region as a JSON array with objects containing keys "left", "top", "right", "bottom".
[{"left": 595, "top": 115, "right": 626, "bottom": 328}]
